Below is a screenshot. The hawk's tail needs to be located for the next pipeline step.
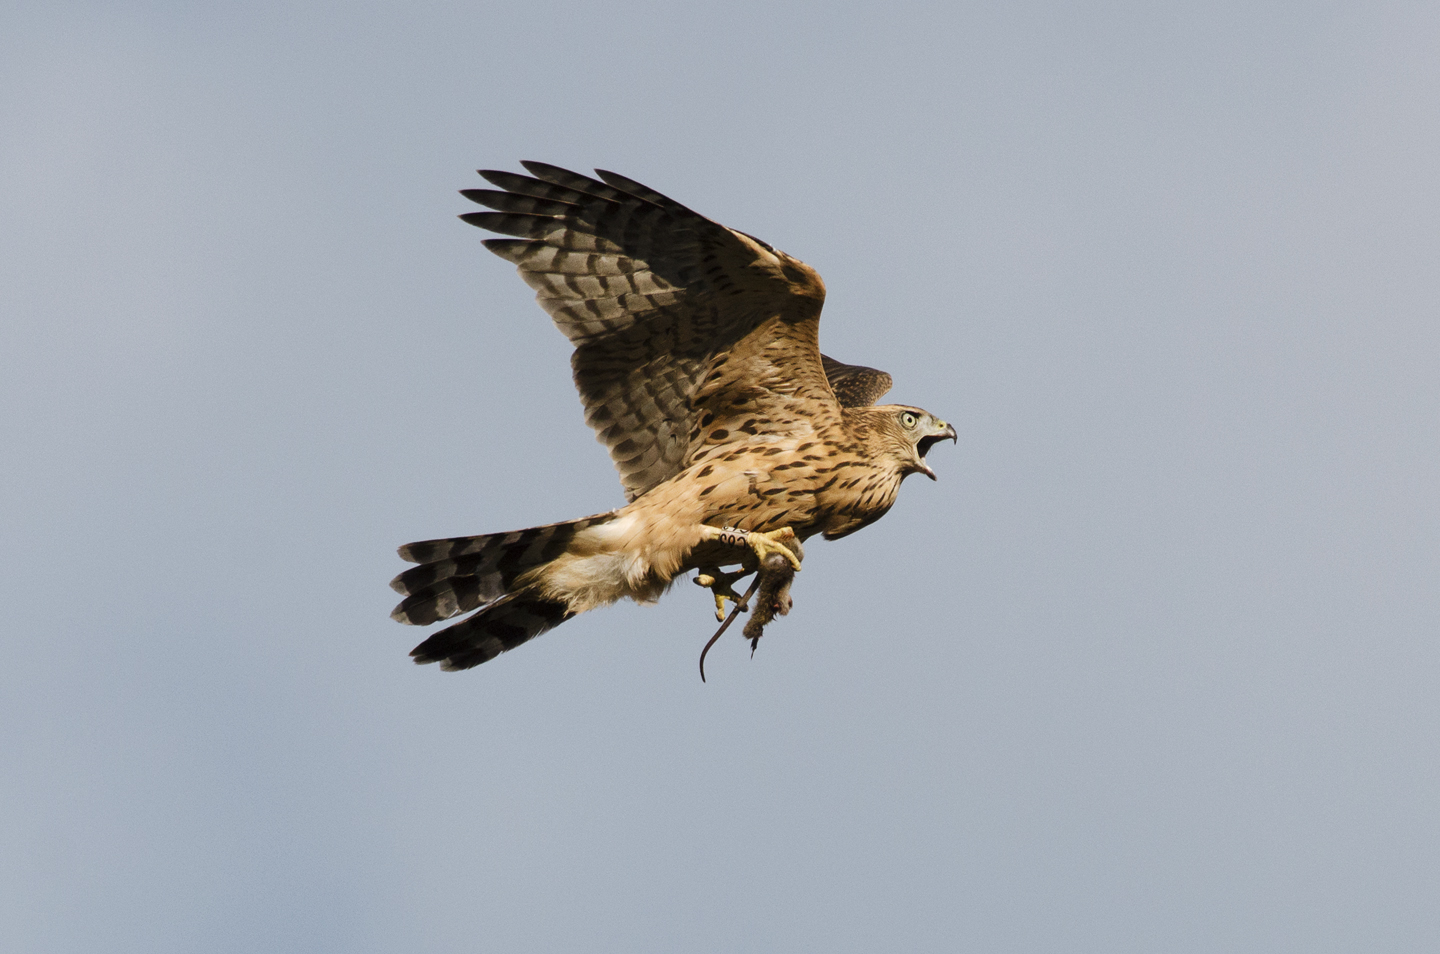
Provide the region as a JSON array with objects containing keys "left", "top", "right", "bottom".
[
  {"left": 390, "top": 511, "right": 617, "bottom": 669},
  {"left": 407, "top": 593, "right": 574, "bottom": 671}
]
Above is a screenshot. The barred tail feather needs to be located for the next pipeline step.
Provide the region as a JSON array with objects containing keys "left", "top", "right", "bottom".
[
  {"left": 392, "top": 511, "right": 618, "bottom": 669},
  {"left": 408, "top": 593, "right": 573, "bottom": 671},
  {"left": 390, "top": 512, "right": 617, "bottom": 626}
]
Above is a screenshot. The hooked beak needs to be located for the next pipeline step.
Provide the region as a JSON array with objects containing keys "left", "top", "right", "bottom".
[{"left": 916, "top": 421, "right": 958, "bottom": 480}]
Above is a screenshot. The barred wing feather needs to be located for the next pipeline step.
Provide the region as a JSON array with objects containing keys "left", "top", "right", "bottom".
[{"left": 461, "top": 163, "right": 883, "bottom": 499}]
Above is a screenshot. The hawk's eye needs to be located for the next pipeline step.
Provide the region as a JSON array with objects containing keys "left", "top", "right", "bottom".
[{"left": 900, "top": 411, "right": 918, "bottom": 429}]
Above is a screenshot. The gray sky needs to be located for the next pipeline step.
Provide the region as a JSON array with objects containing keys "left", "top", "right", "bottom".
[{"left": 4, "top": 2, "right": 1438, "bottom": 951}]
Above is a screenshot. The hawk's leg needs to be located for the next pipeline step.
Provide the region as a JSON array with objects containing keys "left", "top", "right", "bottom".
[
  {"left": 694, "top": 566, "right": 753, "bottom": 622},
  {"left": 698, "top": 525, "right": 804, "bottom": 573}
]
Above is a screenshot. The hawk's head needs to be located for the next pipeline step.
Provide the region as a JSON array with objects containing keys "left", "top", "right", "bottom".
[{"left": 883, "top": 406, "right": 957, "bottom": 481}]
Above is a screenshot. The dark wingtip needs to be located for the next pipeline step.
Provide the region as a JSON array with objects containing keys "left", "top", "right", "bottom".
[{"left": 519, "top": 159, "right": 567, "bottom": 179}]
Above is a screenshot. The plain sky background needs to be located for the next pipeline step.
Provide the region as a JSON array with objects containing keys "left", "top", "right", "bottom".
[{"left": 4, "top": 2, "right": 1438, "bottom": 951}]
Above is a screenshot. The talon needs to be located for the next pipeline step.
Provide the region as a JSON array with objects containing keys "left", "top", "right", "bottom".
[
  {"left": 694, "top": 566, "right": 750, "bottom": 622},
  {"left": 700, "top": 525, "right": 804, "bottom": 573},
  {"left": 747, "top": 527, "right": 803, "bottom": 572}
]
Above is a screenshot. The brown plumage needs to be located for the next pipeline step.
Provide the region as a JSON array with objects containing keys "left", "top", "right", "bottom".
[{"left": 392, "top": 162, "right": 955, "bottom": 670}]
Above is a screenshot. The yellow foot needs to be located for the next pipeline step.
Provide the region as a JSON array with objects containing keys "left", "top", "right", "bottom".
[
  {"left": 700, "top": 525, "right": 804, "bottom": 573},
  {"left": 694, "top": 566, "right": 750, "bottom": 621}
]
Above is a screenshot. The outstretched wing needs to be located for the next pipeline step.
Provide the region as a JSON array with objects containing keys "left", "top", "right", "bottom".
[{"left": 462, "top": 162, "right": 845, "bottom": 500}]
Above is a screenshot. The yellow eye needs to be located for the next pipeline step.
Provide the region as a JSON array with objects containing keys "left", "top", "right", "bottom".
[{"left": 900, "top": 411, "right": 918, "bottom": 428}]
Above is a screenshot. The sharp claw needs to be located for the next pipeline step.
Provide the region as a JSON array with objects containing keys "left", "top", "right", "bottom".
[
  {"left": 694, "top": 566, "right": 750, "bottom": 622},
  {"left": 749, "top": 528, "right": 802, "bottom": 572},
  {"left": 694, "top": 526, "right": 802, "bottom": 624}
]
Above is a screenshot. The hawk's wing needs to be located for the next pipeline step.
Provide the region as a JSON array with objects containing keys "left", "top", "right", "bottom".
[
  {"left": 820, "top": 354, "right": 893, "bottom": 407},
  {"left": 463, "top": 163, "right": 878, "bottom": 499}
]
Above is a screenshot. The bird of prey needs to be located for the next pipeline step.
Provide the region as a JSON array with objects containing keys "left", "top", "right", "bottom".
[{"left": 390, "top": 162, "right": 955, "bottom": 671}]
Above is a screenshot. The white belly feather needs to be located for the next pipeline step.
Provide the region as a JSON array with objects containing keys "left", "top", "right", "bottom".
[{"left": 524, "top": 512, "right": 675, "bottom": 613}]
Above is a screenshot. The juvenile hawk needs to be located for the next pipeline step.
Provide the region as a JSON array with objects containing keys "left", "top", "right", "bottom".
[{"left": 391, "top": 162, "right": 955, "bottom": 670}]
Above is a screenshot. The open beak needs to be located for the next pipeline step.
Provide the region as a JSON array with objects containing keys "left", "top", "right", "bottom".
[{"left": 916, "top": 421, "right": 958, "bottom": 480}]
